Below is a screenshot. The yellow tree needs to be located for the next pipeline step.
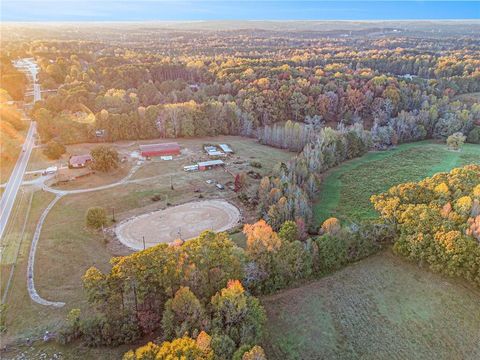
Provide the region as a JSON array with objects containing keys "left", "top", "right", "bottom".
[{"left": 243, "top": 220, "right": 281, "bottom": 256}]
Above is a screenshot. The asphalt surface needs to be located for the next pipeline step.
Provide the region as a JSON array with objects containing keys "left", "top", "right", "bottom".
[
  {"left": 0, "top": 58, "right": 40, "bottom": 241},
  {"left": 0, "top": 122, "right": 36, "bottom": 240}
]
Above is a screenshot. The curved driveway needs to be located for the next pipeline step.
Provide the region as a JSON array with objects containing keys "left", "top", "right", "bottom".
[{"left": 27, "top": 164, "right": 140, "bottom": 307}]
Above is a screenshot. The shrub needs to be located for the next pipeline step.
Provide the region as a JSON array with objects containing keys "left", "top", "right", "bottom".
[
  {"left": 446, "top": 132, "right": 466, "bottom": 150},
  {"left": 86, "top": 207, "right": 107, "bottom": 229}
]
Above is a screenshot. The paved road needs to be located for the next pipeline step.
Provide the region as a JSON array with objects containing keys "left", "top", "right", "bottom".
[
  {"left": 0, "top": 58, "right": 40, "bottom": 241},
  {"left": 0, "top": 122, "right": 36, "bottom": 240}
]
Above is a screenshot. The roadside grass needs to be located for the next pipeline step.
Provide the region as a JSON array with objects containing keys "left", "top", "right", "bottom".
[
  {"left": 2, "top": 191, "right": 57, "bottom": 340},
  {"left": 1, "top": 189, "right": 30, "bottom": 266},
  {"left": 262, "top": 252, "right": 480, "bottom": 360},
  {"left": 0, "top": 188, "right": 34, "bottom": 305},
  {"left": 314, "top": 141, "right": 480, "bottom": 224}
]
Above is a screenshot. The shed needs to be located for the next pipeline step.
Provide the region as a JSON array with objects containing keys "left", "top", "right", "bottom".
[
  {"left": 219, "top": 144, "right": 233, "bottom": 153},
  {"left": 69, "top": 154, "right": 92, "bottom": 168},
  {"left": 198, "top": 160, "right": 225, "bottom": 171},
  {"left": 140, "top": 143, "right": 180, "bottom": 157},
  {"left": 208, "top": 150, "right": 225, "bottom": 157}
]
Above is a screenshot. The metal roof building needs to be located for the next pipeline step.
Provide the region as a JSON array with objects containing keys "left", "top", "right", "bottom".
[
  {"left": 140, "top": 142, "right": 181, "bottom": 157},
  {"left": 198, "top": 160, "right": 225, "bottom": 171},
  {"left": 219, "top": 144, "right": 233, "bottom": 153}
]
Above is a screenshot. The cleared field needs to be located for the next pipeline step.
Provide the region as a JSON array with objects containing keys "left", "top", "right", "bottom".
[
  {"left": 262, "top": 252, "right": 480, "bottom": 360},
  {"left": 314, "top": 141, "right": 480, "bottom": 224},
  {"left": 116, "top": 200, "right": 240, "bottom": 249},
  {"left": 2, "top": 136, "right": 291, "bottom": 354}
]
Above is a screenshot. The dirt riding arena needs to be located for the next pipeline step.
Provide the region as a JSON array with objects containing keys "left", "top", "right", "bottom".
[{"left": 115, "top": 200, "right": 241, "bottom": 250}]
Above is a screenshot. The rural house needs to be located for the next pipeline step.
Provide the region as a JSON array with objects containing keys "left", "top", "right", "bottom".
[{"left": 69, "top": 154, "right": 92, "bottom": 168}]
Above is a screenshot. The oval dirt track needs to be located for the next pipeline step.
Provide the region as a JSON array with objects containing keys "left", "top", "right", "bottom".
[{"left": 115, "top": 200, "right": 240, "bottom": 250}]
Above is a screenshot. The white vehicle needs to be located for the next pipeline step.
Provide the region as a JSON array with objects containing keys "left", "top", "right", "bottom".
[
  {"left": 42, "top": 166, "right": 58, "bottom": 175},
  {"left": 184, "top": 165, "right": 199, "bottom": 172}
]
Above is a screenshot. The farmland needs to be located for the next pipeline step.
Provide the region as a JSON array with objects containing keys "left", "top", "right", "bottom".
[
  {"left": 262, "top": 252, "right": 480, "bottom": 360},
  {"left": 314, "top": 141, "right": 480, "bottom": 224},
  {"left": 2, "top": 19, "right": 480, "bottom": 360},
  {"left": 0, "top": 136, "right": 292, "bottom": 349}
]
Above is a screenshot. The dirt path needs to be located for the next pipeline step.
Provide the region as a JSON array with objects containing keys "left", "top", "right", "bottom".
[
  {"left": 115, "top": 200, "right": 241, "bottom": 250},
  {"left": 27, "top": 194, "right": 65, "bottom": 307},
  {"left": 25, "top": 164, "right": 141, "bottom": 307}
]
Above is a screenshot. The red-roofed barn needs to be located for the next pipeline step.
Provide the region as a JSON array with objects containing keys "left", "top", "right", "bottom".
[{"left": 140, "top": 142, "right": 181, "bottom": 157}]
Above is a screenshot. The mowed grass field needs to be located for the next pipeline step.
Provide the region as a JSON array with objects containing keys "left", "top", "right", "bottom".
[
  {"left": 314, "top": 141, "right": 480, "bottom": 224},
  {"left": 262, "top": 252, "right": 480, "bottom": 360}
]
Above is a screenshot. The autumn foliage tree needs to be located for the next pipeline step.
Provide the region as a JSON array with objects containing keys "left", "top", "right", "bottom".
[
  {"left": 90, "top": 145, "right": 119, "bottom": 172},
  {"left": 162, "top": 286, "right": 205, "bottom": 339},
  {"left": 371, "top": 165, "right": 480, "bottom": 286},
  {"left": 210, "top": 280, "right": 266, "bottom": 347},
  {"left": 123, "top": 332, "right": 213, "bottom": 360}
]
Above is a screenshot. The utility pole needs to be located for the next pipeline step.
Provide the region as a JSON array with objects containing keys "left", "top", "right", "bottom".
[
  {"left": 112, "top": 207, "right": 115, "bottom": 222},
  {"left": 170, "top": 175, "right": 174, "bottom": 190},
  {"left": 142, "top": 236, "right": 146, "bottom": 250}
]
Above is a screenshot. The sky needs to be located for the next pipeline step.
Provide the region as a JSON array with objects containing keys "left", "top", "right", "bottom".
[{"left": 1, "top": 1, "right": 479, "bottom": 22}]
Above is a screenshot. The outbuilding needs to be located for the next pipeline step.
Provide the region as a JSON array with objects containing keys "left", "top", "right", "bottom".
[
  {"left": 69, "top": 154, "right": 92, "bottom": 168},
  {"left": 219, "top": 144, "right": 233, "bottom": 154},
  {"left": 198, "top": 160, "right": 225, "bottom": 171},
  {"left": 140, "top": 143, "right": 181, "bottom": 157}
]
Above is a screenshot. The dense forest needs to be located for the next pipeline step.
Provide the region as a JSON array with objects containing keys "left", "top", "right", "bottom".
[{"left": 1, "top": 26, "right": 479, "bottom": 147}]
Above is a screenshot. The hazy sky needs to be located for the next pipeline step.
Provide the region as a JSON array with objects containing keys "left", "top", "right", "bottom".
[{"left": 2, "top": 1, "right": 479, "bottom": 21}]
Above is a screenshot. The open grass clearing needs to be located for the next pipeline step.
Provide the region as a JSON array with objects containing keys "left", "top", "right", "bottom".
[
  {"left": 314, "top": 141, "right": 480, "bottom": 224},
  {"left": 2, "top": 136, "right": 291, "bottom": 349},
  {"left": 262, "top": 252, "right": 480, "bottom": 360}
]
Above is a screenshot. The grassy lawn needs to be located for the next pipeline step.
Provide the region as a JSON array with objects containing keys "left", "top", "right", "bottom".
[
  {"left": 2, "top": 136, "right": 291, "bottom": 357},
  {"left": 262, "top": 252, "right": 480, "bottom": 360},
  {"left": 314, "top": 141, "right": 480, "bottom": 224}
]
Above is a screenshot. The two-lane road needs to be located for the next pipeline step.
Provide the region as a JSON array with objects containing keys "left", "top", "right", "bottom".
[{"left": 0, "top": 122, "right": 36, "bottom": 240}]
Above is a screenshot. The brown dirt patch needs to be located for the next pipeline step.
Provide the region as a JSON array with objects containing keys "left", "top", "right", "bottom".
[{"left": 115, "top": 200, "right": 240, "bottom": 250}]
